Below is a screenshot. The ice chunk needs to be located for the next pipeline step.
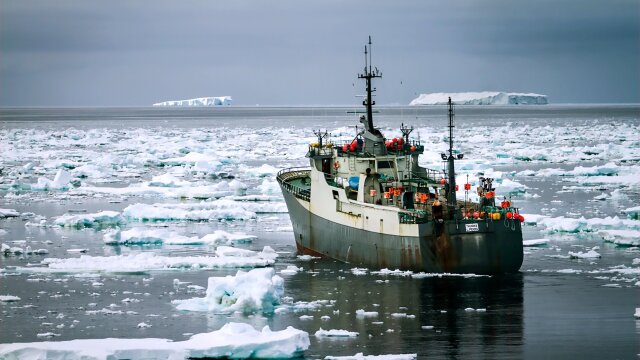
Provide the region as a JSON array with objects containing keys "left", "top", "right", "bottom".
[
  {"left": 0, "top": 323, "right": 310, "bottom": 359},
  {"left": 172, "top": 268, "right": 284, "bottom": 314},
  {"left": 568, "top": 250, "right": 601, "bottom": 259},
  {"left": 31, "top": 169, "right": 73, "bottom": 190},
  {"left": 635, "top": 308, "right": 640, "bottom": 319},
  {"left": 599, "top": 230, "right": 640, "bottom": 247},
  {"left": 148, "top": 173, "right": 191, "bottom": 187},
  {"left": 410, "top": 91, "right": 547, "bottom": 105},
  {"left": 0, "top": 295, "right": 20, "bottom": 302},
  {"left": 523, "top": 239, "right": 549, "bottom": 247},
  {"left": 355, "top": 309, "right": 378, "bottom": 318},
  {"left": 280, "top": 265, "right": 303, "bottom": 275},
  {"left": 55, "top": 211, "right": 124, "bottom": 228},
  {"left": 0, "top": 209, "right": 20, "bottom": 218},
  {"left": 315, "top": 328, "right": 358, "bottom": 337},
  {"left": 623, "top": 206, "right": 640, "bottom": 220}
]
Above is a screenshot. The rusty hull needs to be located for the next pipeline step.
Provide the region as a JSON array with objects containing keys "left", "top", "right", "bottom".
[{"left": 281, "top": 186, "right": 523, "bottom": 275}]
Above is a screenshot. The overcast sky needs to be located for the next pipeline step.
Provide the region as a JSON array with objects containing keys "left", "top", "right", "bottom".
[{"left": 1, "top": 0, "right": 638, "bottom": 106}]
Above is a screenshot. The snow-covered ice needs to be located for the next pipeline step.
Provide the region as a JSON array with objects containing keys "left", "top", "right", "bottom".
[
  {"left": 0, "top": 322, "right": 310, "bottom": 359},
  {"left": 172, "top": 267, "right": 284, "bottom": 314},
  {"left": 0, "top": 295, "right": 21, "bottom": 302},
  {"left": 569, "top": 250, "right": 601, "bottom": 259}
]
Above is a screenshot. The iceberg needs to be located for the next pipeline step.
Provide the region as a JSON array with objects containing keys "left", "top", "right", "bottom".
[
  {"left": 153, "top": 96, "right": 232, "bottom": 107},
  {"left": 409, "top": 92, "right": 548, "bottom": 105},
  {"left": 0, "top": 322, "right": 309, "bottom": 359}
]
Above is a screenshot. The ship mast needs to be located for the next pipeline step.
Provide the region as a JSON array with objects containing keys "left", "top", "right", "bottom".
[
  {"left": 446, "top": 97, "right": 457, "bottom": 208},
  {"left": 357, "top": 36, "right": 386, "bottom": 155}
]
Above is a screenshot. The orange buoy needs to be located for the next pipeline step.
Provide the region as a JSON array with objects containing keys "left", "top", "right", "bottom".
[
  {"left": 394, "top": 189, "right": 401, "bottom": 197},
  {"left": 506, "top": 212, "right": 513, "bottom": 219},
  {"left": 486, "top": 191, "right": 494, "bottom": 199},
  {"left": 518, "top": 215, "right": 525, "bottom": 222},
  {"left": 492, "top": 212, "right": 501, "bottom": 220},
  {"left": 410, "top": 145, "right": 416, "bottom": 152},
  {"left": 383, "top": 192, "right": 390, "bottom": 199},
  {"left": 440, "top": 179, "right": 446, "bottom": 185}
]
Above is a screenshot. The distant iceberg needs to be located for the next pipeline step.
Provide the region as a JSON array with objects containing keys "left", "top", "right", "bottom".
[
  {"left": 153, "top": 96, "right": 232, "bottom": 107},
  {"left": 409, "top": 92, "right": 548, "bottom": 105}
]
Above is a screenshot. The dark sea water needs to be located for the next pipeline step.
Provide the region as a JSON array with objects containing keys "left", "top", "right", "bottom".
[{"left": 0, "top": 105, "right": 639, "bottom": 359}]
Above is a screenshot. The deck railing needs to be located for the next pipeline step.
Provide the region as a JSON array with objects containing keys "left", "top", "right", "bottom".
[{"left": 276, "top": 167, "right": 312, "bottom": 202}]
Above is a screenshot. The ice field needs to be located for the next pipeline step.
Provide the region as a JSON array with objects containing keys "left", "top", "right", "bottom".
[{"left": 0, "top": 105, "right": 639, "bottom": 358}]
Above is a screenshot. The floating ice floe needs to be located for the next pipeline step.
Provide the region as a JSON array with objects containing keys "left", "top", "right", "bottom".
[
  {"left": 55, "top": 211, "right": 124, "bottom": 228},
  {"left": 280, "top": 265, "right": 303, "bottom": 275},
  {"left": 0, "top": 322, "right": 310, "bottom": 359},
  {"left": 527, "top": 215, "right": 640, "bottom": 234},
  {"left": 568, "top": 250, "right": 601, "bottom": 259},
  {"left": 355, "top": 309, "right": 378, "bottom": 318},
  {"left": 523, "top": 239, "right": 549, "bottom": 247},
  {"left": 0, "top": 295, "right": 21, "bottom": 302},
  {"left": 148, "top": 173, "right": 191, "bottom": 187},
  {"left": 635, "top": 308, "right": 640, "bottom": 319},
  {"left": 31, "top": 169, "right": 74, "bottom": 191},
  {"left": 0, "top": 208, "right": 20, "bottom": 218},
  {"left": 2, "top": 243, "right": 24, "bottom": 256},
  {"left": 6, "top": 246, "right": 277, "bottom": 274},
  {"left": 623, "top": 206, "right": 640, "bottom": 220},
  {"left": 172, "top": 267, "right": 284, "bottom": 314},
  {"left": 325, "top": 353, "right": 417, "bottom": 360},
  {"left": 599, "top": 230, "right": 640, "bottom": 247},
  {"left": 315, "top": 328, "right": 358, "bottom": 338},
  {"left": 103, "top": 228, "right": 256, "bottom": 246}
]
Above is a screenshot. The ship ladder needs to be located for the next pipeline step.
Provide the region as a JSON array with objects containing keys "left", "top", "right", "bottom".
[{"left": 349, "top": 156, "right": 356, "bottom": 171}]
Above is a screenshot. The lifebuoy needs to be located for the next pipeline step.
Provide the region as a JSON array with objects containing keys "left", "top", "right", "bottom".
[{"left": 334, "top": 161, "right": 341, "bottom": 170}]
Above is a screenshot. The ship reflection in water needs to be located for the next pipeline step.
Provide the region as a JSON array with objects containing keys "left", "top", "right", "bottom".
[{"left": 271, "top": 261, "right": 524, "bottom": 358}]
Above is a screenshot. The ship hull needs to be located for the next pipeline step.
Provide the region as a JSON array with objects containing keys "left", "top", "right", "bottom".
[{"left": 281, "top": 186, "right": 523, "bottom": 274}]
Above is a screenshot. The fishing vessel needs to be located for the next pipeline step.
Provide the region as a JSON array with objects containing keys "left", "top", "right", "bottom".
[{"left": 277, "top": 38, "right": 523, "bottom": 274}]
